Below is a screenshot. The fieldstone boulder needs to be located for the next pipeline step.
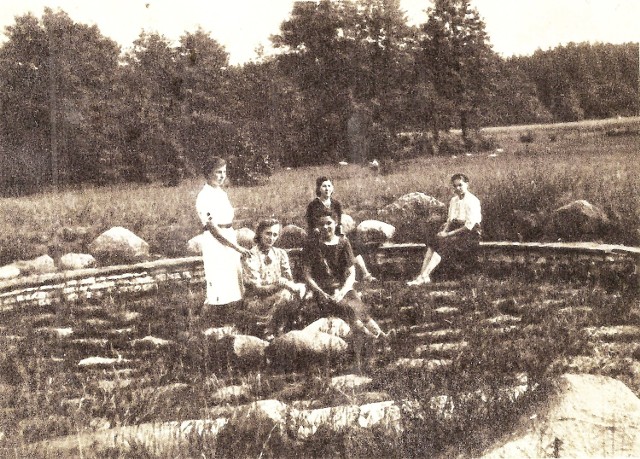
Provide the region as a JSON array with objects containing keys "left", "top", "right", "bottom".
[
  {"left": 0, "top": 264, "right": 21, "bottom": 280},
  {"left": 206, "top": 333, "right": 268, "bottom": 369},
  {"left": 381, "top": 192, "right": 446, "bottom": 221},
  {"left": 267, "top": 329, "right": 348, "bottom": 371},
  {"left": 15, "top": 255, "right": 56, "bottom": 275},
  {"left": 379, "top": 192, "right": 446, "bottom": 242},
  {"left": 481, "top": 373, "right": 640, "bottom": 458},
  {"left": 303, "top": 317, "right": 351, "bottom": 339},
  {"left": 340, "top": 213, "right": 356, "bottom": 234},
  {"left": 231, "top": 334, "right": 269, "bottom": 360},
  {"left": 355, "top": 220, "right": 396, "bottom": 244},
  {"left": 187, "top": 233, "right": 205, "bottom": 255},
  {"left": 544, "top": 200, "right": 611, "bottom": 241},
  {"left": 89, "top": 227, "right": 150, "bottom": 263},
  {"left": 235, "top": 227, "right": 255, "bottom": 249},
  {"left": 59, "top": 253, "right": 96, "bottom": 271},
  {"left": 276, "top": 224, "right": 307, "bottom": 249}
]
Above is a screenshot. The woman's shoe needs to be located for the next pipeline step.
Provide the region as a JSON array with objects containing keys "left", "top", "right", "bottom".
[{"left": 407, "top": 276, "right": 431, "bottom": 286}]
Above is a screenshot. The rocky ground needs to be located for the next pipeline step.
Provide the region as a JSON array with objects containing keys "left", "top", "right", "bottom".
[{"left": 1, "top": 275, "right": 639, "bottom": 457}]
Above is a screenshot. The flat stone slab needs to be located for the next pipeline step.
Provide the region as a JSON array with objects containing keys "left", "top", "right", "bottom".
[
  {"left": 330, "top": 374, "right": 373, "bottom": 391},
  {"left": 212, "top": 384, "right": 252, "bottom": 403},
  {"left": 78, "top": 356, "right": 131, "bottom": 367},
  {"left": 132, "top": 336, "right": 172, "bottom": 347},
  {"left": 414, "top": 328, "right": 462, "bottom": 341},
  {"left": 433, "top": 306, "right": 460, "bottom": 316},
  {"left": 415, "top": 341, "right": 469, "bottom": 356},
  {"left": 387, "top": 358, "right": 452, "bottom": 371},
  {"left": 484, "top": 315, "right": 522, "bottom": 325},
  {"left": 584, "top": 325, "right": 640, "bottom": 341},
  {"left": 35, "top": 327, "right": 73, "bottom": 338}
]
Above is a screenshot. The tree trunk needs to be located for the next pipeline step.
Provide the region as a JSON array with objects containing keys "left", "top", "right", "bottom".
[
  {"left": 460, "top": 110, "right": 469, "bottom": 147},
  {"left": 430, "top": 114, "right": 440, "bottom": 156}
]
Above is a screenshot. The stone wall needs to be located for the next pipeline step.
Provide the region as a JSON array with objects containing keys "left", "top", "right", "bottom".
[{"left": 0, "top": 242, "right": 638, "bottom": 308}]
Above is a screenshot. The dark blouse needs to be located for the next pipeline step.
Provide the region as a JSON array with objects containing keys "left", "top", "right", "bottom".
[
  {"left": 305, "top": 198, "right": 343, "bottom": 235},
  {"left": 303, "top": 236, "right": 354, "bottom": 292}
]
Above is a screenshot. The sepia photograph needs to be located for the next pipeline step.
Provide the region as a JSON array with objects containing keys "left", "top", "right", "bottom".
[{"left": 0, "top": 0, "right": 638, "bottom": 456}]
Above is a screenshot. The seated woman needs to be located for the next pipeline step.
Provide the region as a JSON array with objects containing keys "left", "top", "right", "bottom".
[
  {"left": 242, "top": 218, "right": 307, "bottom": 337},
  {"left": 408, "top": 173, "right": 482, "bottom": 285},
  {"left": 303, "top": 207, "right": 389, "bottom": 340},
  {"left": 305, "top": 176, "right": 377, "bottom": 282}
]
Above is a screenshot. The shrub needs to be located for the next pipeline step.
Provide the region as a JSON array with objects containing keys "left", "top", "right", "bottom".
[{"left": 519, "top": 131, "right": 536, "bottom": 143}]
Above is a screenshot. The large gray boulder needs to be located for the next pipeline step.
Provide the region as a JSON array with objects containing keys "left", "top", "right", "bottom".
[
  {"left": 89, "top": 227, "right": 150, "bottom": 263},
  {"left": 267, "top": 329, "right": 348, "bottom": 371},
  {"left": 340, "top": 213, "right": 357, "bottom": 234},
  {"left": 303, "top": 317, "right": 351, "bottom": 339},
  {"left": 379, "top": 192, "right": 446, "bottom": 242},
  {"left": 187, "top": 233, "right": 205, "bottom": 255},
  {"left": 481, "top": 373, "right": 640, "bottom": 458},
  {"left": 276, "top": 224, "right": 307, "bottom": 249},
  {"left": 15, "top": 254, "right": 56, "bottom": 275},
  {"left": 544, "top": 200, "right": 611, "bottom": 241},
  {"left": 59, "top": 253, "right": 97, "bottom": 271},
  {"left": 0, "top": 264, "right": 21, "bottom": 280},
  {"left": 235, "top": 227, "right": 255, "bottom": 249},
  {"left": 355, "top": 220, "right": 396, "bottom": 244},
  {"left": 207, "top": 333, "right": 268, "bottom": 369}
]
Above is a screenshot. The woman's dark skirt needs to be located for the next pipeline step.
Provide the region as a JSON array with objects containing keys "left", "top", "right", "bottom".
[
  {"left": 317, "top": 290, "right": 369, "bottom": 322},
  {"left": 430, "top": 221, "right": 481, "bottom": 264}
]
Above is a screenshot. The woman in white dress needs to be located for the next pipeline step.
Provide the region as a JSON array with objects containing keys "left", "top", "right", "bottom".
[{"left": 196, "top": 157, "right": 251, "bottom": 309}]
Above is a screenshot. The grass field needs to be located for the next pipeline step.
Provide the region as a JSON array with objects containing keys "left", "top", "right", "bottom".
[
  {"left": 0, "top": 117, "right": 638, "bottom": 265},
  {"left": 0, "top": 117, "right": 639, "bottom": 456},
  {"left": 4, "top": 274, "right": 637, "bottom": 457}
]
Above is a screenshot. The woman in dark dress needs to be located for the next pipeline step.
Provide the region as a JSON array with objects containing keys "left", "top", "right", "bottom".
[
  {"left": 305, "top": 176, "right": 376, "bottom": 282},
  {"left": 303, "top": 207, "right": 387, "bottom": 339}
]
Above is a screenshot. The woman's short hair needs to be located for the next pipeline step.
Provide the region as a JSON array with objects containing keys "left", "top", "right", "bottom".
[
  {"left": 315, "top": 176, "right": 332, "bottom": 196},
  {"left": 315, "top": 207, "right": 339, "bottom": 227},
  {"left": 202, "top": 156, "right": 227, "bottom": 177},
  {"left": 254, "top": 218, "right": 281, "bottom": 243},
  {"left": 451, "top": 173, "right": 469, "bottom": 183}
]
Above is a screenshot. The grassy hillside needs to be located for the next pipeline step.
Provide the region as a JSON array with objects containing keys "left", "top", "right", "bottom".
[{"left": 0, "top": 118, "right": 638, "bottom": 266}]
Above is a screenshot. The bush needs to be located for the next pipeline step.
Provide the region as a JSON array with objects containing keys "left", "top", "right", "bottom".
[{"left": 519, "top": 131, "right": 536, "bottom": 143}]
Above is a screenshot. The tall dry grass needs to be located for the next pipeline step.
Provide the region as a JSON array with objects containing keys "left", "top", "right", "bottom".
[{"left": 0, "top": 122, "right": 637, "bottom": 264}]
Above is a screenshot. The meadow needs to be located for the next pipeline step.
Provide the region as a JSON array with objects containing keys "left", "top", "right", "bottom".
[
  {"left": 0, "top": 117, "right": 638, "bottom": 267},
  {"left": 0, "top": 118, "right": 639, "bottom": 457}
]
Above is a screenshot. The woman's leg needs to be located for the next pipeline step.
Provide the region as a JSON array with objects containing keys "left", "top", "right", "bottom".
[
  {"left": 408, "top": 247, "right": 441, "bottom": 285},
  {"left": 354, "top": 254, "right": 376, "bottom": 281}
]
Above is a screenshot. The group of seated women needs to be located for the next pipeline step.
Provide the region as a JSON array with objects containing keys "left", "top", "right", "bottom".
[
  {"left": 196, "top": 156, "right": 481, "bottom": 342},
  {"left": 196, "top": 156, "right": 388, "bottom": 341}
]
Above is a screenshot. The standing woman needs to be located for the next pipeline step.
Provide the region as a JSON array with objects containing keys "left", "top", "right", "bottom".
[
  {"left": 196, "top": 157, "right": 251, "bottom": 312},
  {"left": 305, "top": 176, "right": 376, "bottom": 282}
]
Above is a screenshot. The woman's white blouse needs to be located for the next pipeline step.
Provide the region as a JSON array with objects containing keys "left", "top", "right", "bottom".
[
  {"left": 195, "top": 183, "right": 234, "bottom": 226},
  {"left": 447, "top": 192, "right": 482, "bottom": 230}
]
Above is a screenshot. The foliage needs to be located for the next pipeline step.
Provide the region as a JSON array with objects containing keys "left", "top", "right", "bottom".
[
  {"left": 0, "top": 6, "right": 637, "bottom": 193},
  {"left": 418, "top": 0, "right": 495, "bottom": 144},
  {"left": 512, "top": 42, "right": 640, "bottom": 121}
]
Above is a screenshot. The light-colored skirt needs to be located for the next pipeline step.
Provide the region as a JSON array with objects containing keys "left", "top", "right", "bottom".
[{"left": 201, "top": 228, "right": 243, "bottom": 305}]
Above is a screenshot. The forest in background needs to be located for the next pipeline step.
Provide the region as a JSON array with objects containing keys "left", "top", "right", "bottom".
[{"left": 0, "top": 0, "right": 637, "bottom": 195}]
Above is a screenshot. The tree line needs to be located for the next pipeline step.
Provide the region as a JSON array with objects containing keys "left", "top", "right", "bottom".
[{"left": 0, "top": 0, "right": 637, "bottom": 195}]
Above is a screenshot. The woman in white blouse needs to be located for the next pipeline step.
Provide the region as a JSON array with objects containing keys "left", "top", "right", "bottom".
[
  {"left": 196, "top": 157, "right": 251, "bottom": 309},
  {"left": 407, "top": 173, "right": 482, "bottom": 285}
]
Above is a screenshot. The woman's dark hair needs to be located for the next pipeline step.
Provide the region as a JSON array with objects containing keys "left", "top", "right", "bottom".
[
  {"left": 315, "top": 207, "right": 339, "bottom": 227},
  {"left": 202, "top": 156, "right": 227, "bottom": 178},
  {"left": 254, "top": 218, "right": 281, "bottom": 244},
  {"left": 451, "top": 173, "right": 469, "bottom": 183},
  {"left": 315, "top": 176, "right": 333, "bottom": 197}
]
